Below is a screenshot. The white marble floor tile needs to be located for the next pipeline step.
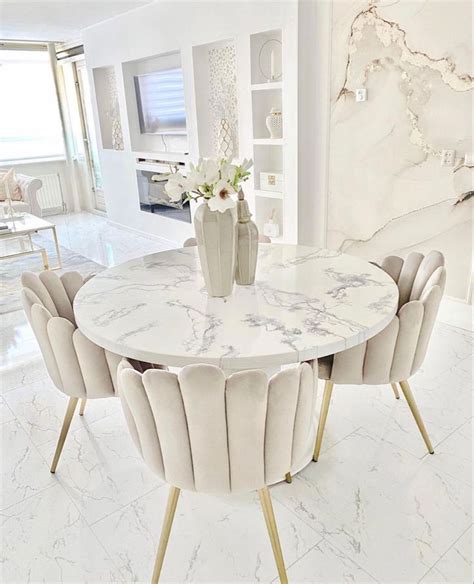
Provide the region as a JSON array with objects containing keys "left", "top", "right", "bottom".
[
  {"left": 424, "top": 418, "right": 472, "bottom": 487},
  {"left": 3, "top": 377, "right": 122, "bottom": 447},
  {"left": 1, "top": 354, "right": 48, "bottom": 394},
  {"left": 1, "top": 419, "right": 55, "bottom": 509},
  {"left": 0, "top": 395, "right": 15, "bottom": 424},
  {"left": 38, "top": 412, "right": 162, "bottom": 524},
  {"left": 420, "top": 526, "right": 473, "bottom": 583},
  {"left": 93, "top": 486, "right": 322, "bottom": 583},
  {"left": 285, "top": 538, "right": 378, "bottom": 583},
  {"left": 1, "top": 483, "right": 122, "bottom": 583},
  {"left": 292, "top": 432, "right": 471, "bottom": 583}
]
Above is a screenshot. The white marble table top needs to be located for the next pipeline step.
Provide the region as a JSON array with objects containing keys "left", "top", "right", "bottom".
[{"left": 74, "top": 245, "right": 399, "bottom": 369}]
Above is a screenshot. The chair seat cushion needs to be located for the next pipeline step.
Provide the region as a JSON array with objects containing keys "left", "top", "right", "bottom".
[{"left": 0, "top": 200, "right": 29, "bottom": 212}]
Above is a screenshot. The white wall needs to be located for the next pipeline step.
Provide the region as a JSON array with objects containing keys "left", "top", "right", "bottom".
[{"left": 82, "top": 0, "right": 299, "bottom": 245}]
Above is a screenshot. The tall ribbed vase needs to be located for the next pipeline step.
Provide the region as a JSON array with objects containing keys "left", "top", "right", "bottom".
[
  {"left": 194, "top": 202, "right": 237, "bottom": 297},
  {"left": 235, "top": 190, "right": 258, "bottom": 285}
]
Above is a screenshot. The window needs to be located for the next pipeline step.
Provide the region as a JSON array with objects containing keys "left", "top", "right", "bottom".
[{"left": 0, "top": 49, "right": 64, "bottom": 162}]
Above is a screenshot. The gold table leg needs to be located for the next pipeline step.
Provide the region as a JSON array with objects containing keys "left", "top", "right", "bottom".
[
  {"left": 152, "top": 486, "right": 180, "bottom": 583},
  {"left": 313, "top": 380, "right": 334, "bottom": 462},
  {"left": 259, "top": 487, "right": 288, "bottom": 584},
  {"left": 79, "top": 399, "right": 87, "bottom": 416},
  {"left": 50, "top": 397, "right": 78, "bottom": 473},
  {"left": 399, "top": 380, "right": 434, "bottom": 454},
  {"left": 51, "top": 225, "right": 62, "bottom": 269}
]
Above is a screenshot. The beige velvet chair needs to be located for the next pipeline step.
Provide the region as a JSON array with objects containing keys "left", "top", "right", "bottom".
[
  {"left": 21, "top": 270, "right": 151, "bottom": 473},
  {"left": 118, "top": 358, "right": 318, "bottom": 583},
  {"left": 313, "top": 251, "right": 446, "bottom": 461}
]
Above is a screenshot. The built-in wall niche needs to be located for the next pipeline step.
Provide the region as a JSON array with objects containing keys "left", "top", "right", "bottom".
[
  {"left": 122, "top": 51, "right": 189, "bottom": 156},
  {"left": 251, "top": 88, "right": 282, "bottom": 140},
  {"left": 136, "top": 168, "right": 191, "bottom": 223},
  {"left": 193, "top": 38, "right": 239, "bottom": 160},
  {"left": 92, "top": 65, "right": 124, "bottom": 150},
  {"left": 252, "top": 144, "right": 283, "bottom": 190},
  {"left": 255, "top": 196, "right": 283, "bottom": 241},
  {"left": 250, "top": 29, "right": 282, "bottom": 86}
]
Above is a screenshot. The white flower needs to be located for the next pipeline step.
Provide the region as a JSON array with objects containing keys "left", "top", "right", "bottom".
[
  {"left": 240, "top": 158, "right": 253, "bottom": 172},
  {"left": 200, "top": 158, "right": 220, "bottom": 185},
  {"left": 165, "top": 173, "right": 187, "bottom": 202},
  {"left": 220, "top": 162, "right": 237, "bottom": 183},
  {"left": 208, "top": 179, "right": 236, "bottom": 212}
]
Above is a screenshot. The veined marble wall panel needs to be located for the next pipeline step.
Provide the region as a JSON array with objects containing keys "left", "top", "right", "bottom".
[{"left": 328, "top": 0, "right": 473, "bottom": 300}]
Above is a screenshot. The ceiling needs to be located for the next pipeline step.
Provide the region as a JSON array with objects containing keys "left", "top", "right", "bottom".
[{"left": 0, "top": 1, "right": 153, "bottom": 43}]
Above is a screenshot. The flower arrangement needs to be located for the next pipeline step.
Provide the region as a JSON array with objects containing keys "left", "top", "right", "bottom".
[{"left": 165, "top": 157, "right": 253, "bottom": 213}]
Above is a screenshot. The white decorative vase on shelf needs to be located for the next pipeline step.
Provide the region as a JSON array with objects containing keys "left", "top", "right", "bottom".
[
  {"left": 235, "top": 190, "right": 259, "bottom": 286},
  {"left": 112, "top": 118, "right": 124, "bottom": 151},
  {"left": 194, "top": 202, "right": 238, "bottom": 297},
  {"left": 217, "top": 118, "right": 234, "bottom": 159},
  {"left": 265, "top": 108, "right": 283, "bottom": 139}
]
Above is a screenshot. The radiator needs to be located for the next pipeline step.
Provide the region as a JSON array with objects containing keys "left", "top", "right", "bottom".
[{"left": 36, "top": 173, "right": 65, "bottom": 215}]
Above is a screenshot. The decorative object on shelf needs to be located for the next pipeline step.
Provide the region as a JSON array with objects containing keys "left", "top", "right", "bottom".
[
  {"left": 258, "top": 38, "right": 282, "bottom": 82},
  {"left": 106, "top": 67, "right": 124, "bottom": 152},
  {"left": 265, "top": 108, "right": 283, "bottom": 139},
  {"left": 235, "top": 190, "right": 259, "bottom": 286},
  {"left": 263, "top": 208, "right": 280, "bottom": 238},
  {"left": 1, "top": 169, "right": 23, "bottom": 220},
  {"left": 208, "top": 43, "right": 239, "bottom": 158},
  {"left": 217, "top": 118, "right": 234, "bottom": 159},
  {"left": 164, "top": 157, "right": 252, "bottom": 297},
  {"left": 260, "top": 171, "right": 283, "bottom": 192},
  {"left": 111, "top": 118, "right": 124, "bottom": 151}
]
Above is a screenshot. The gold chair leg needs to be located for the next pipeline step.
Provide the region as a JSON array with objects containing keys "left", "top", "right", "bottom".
[
  {"left": 391, "top": 383, "right": 400, "bottom": 399},
  {"left": 258, "top": 487, "right": 288, "bottom": 584},
  {"left": 50, "top": 397, "right": 79, "bottom": 473},
  {"left": 399, "top": 380, "right": 434, "bottom": 454},
  {"left": 151, "top": 486, "right": 181, "bottom": 584},
  {"left": 284, "top": 472, "right": 292, "bottom": 484},
  {"left": 312, "top": 380, "right": 334, "bottom": 462},
  {"left": 79, "top": 399, "right": 87, "bottom": 416}
]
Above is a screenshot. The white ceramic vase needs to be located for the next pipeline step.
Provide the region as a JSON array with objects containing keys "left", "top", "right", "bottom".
[
  {"left": 235, "top": 190, "right": 258, "bottom": 285},
  {"left": 194, "top": 202, "right": 238, "bottom": 297},
  {"left": 265, "top": 108, "right": 283, "bottom": 139},
  {"left": 217, "top": 118, "right": 234, "bottom": 159}
]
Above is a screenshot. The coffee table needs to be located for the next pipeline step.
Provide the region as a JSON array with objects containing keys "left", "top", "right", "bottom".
[{"left": 0, "top": 213, "right": 62, "bottom": 270}]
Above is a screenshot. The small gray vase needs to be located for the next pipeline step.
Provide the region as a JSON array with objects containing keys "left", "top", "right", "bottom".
[
  {"left": 194, "top": 202, "right": 237, "bottom": 297},
  {"left": 235, "top": 190, "right": 259, "bottom": 285}
]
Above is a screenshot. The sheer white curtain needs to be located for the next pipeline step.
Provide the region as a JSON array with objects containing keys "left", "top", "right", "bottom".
[{"left": 0, "top": 49, "right": 64, "bottom": 162}]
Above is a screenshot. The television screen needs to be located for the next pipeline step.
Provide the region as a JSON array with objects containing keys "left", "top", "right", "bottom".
[{"left": 134, "top": 68, "right": 187, "bottom": 135}]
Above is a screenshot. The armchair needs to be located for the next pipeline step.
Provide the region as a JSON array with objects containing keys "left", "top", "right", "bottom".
[{"left": 0, "top": 173, "right": 43, "bottom": 217}]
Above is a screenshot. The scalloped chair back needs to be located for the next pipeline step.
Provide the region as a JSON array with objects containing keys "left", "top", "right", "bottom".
[
  {"left": 314, "top": 251, "right": 446, "bottom": 461},
  {"left": 118, "top": 359, "right": 318, "bottom": 582}
]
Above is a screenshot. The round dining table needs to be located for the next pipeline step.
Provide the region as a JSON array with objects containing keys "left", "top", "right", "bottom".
[{"left": 74, "top": 244, "right": 399, "bottom": 371}]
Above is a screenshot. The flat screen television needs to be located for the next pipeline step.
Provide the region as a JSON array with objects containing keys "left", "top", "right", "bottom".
[{"left": 134, "top": 67, "right": 187, "bottom": 135}]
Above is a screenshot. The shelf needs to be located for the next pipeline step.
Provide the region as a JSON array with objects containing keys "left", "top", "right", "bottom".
[
  {"left": 253, "top": 138, "right": 284, "bottom": 146},
  {"left": 254, "top": 189, "right": 283, "bottom": 200},
  {"left": 251, "top": 82, "right": 282, "bottom": 91}
]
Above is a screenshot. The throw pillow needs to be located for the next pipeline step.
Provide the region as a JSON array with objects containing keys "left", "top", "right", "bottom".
[{"left": 0, "top": 169, "right": 22, "bottom": 201}]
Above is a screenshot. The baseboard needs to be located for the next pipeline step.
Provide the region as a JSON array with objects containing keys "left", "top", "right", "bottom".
[{"left": 438, "top": 296, "right": 473, "bottom": 332}]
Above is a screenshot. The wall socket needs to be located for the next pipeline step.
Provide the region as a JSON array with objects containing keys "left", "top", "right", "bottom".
[
  {"left": 355, "top": 88, "right": 367, "bottom": 102},
  {"left": 441, "top": 149, "right": 456, "bottom": 166}
]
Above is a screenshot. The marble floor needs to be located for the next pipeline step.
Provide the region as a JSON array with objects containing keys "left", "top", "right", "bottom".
[{"left": 1, "top": 212, "right": 472, "bottom": 583}]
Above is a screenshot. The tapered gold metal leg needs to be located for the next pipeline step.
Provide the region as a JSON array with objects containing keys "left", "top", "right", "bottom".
[
  {"left": 258, "top": 487, "right": 288, "bottom": 584},
  {"left": 79, "top": 399, "right": 87, "bottom": 416},
  {"left": 391, "top": 383, "right": 400, "bottom": 399},
  {"left": 399, "top": 380, "right": 434, "bottom": 454},
  {"left": 151, "top": 486, "right": 180, "bottom": 583},
  {"left": 313, "top": 380, "right": 334, "bottom": 462},
  {"left": 50, "top": 397, "right": 78, "bottom": 473},
  {"left": 285, "top": 472, "right": 292, "bottom": 484}
]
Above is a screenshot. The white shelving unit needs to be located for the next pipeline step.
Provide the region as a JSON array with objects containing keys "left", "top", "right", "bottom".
[{"left": 249, "top": 29, "right": 292, "bottom": 242}]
